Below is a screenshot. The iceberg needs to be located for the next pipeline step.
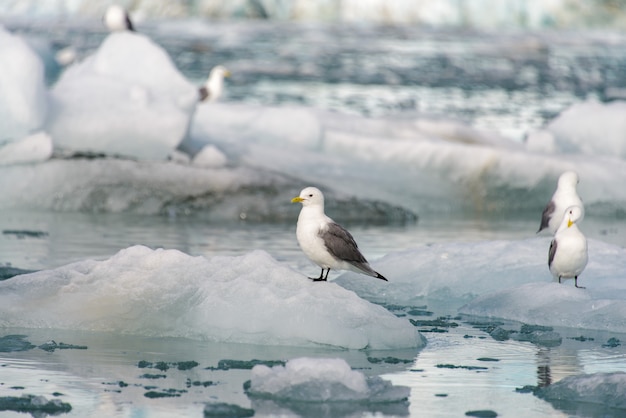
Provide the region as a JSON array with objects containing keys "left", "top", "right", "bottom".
[
  {"left": 0, "top": 25, "right": 47, "bottom": 141},
  {"left": 45, "top": 31, "right": 198, "bottom": 160},
  {"left": 0, "top": 245, "right": 424, "bottom": 350},
  {"left": 246, "top": 357, "right": 410, "bottom": 403}
]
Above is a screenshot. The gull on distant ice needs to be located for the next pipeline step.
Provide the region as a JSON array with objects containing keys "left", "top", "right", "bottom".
[
  {"left": 104, "top": 5, "right": 135, "bottom": 32},
  {"left": 199, "top": 65, "right": 231, "bottom": 102},
  {"left": 537, "top": 171, "right": 584, "bottom": 234},
  {"left": 548, "top": 205, "right": 588, "bottom": 289},
  {"left": 291, "top": 187, "right": 387, "bottom": 282}
]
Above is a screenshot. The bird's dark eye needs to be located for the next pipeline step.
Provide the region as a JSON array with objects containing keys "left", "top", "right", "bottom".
[{"left": 308, "top": 194, "right": 313, "bottom": 197}]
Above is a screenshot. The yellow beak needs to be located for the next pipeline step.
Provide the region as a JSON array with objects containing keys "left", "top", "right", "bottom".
[
  {"left": 224, "top": 70, "right": 232, "bottom": 78},
  {"left": 291, "top": 197, "right": 304, "bottom": 203},
  {"left": 567, "top": 219, "right": 573, "bottom": 228}
]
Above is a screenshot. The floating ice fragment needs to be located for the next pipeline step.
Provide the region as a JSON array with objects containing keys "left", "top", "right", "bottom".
[
  {"left": 536, "top": 372, "right": 626, "bottom": 411},
  {"left": 246, "top": 357, "right": 410, "bottom": 403}
]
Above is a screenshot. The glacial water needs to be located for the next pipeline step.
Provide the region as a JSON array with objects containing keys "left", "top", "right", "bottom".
[{"left": 2, "top": 9, "right": 626, "bottom": 418}]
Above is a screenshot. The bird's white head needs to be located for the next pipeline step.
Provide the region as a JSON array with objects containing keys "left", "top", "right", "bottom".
[
  {"left": 104, "top": 5, "right": 131, "bottom": 31},
  {"left": 291, "top": 187, "right": 324, "bottom": 207},
  {"left": 558, "top": 170, "right": 580, "bottom": 189},
  {"left": 209, "top": 65, "right": 231, "bottom": 80},
  {"left": 564, "top": 205, "right": 583, "bottom": 228}
]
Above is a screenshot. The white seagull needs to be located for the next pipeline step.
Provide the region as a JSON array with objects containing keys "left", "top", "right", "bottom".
[
  {"left": 291, "top": 187, "right": 388, "bottom": 282},
  {"left": 104, "top": 5, "right": 135, "bottom": 32},
  {"left": 199, "top": 65, "right": 231, "bottom": 102},
  {"left": 537, "top": 171, "right": 584, "bottom": 234},
  {"left": 548, "top": 205, "right": 588, "bottom": 289}
]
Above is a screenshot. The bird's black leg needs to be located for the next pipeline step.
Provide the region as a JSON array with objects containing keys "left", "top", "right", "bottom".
[
  {"left": 558, "top": 276, "right": 562, "bottom": 284},
  {"left": 310, "top": 268, "right": 328, "bottom": 282},
  {"left": 323, "top": 268, "right": 331, "bottom": 281},
  {"left": 574, "top": 276, "right": 585, "bottom": 289}
]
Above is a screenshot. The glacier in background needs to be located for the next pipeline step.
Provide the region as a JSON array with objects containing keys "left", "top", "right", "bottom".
[{"left": 2, "top": 0, "right": 626, "bottom": 29}]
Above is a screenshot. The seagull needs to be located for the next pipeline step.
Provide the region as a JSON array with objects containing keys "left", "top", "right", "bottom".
[
  {"left": 548, "top": 205, "right": 588, "bottom": 289},
  {"left": 537, "top": 171, "right": 584, "bottom": 234},
  {"left": 199, "top": 65, "right": 231, "bottom": 102},
  {"left": 104, "top": 5, "right": 135, "bottom": 32},
  {"left": 291, "top": 187, "right": 387, "bottom": 282}
]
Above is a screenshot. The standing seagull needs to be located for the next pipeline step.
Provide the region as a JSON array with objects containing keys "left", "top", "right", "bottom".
[
  {"left": 537, "top": 171, "right": 584, "bottom": 234},
  {"left": 199, "top": 65, "right": 231, "bottom": 102},
  {"left": 291, "top": 187, "right": 387, "bottom": 282},
  {"left": 104, "top": 5, "right": 135, "bottom": 32},
  {"left": 548, "top": 205, "right": 588, "bottom": 288}
]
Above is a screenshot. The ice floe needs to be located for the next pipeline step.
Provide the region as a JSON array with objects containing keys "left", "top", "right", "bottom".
[
  {"left": 0, "top": 245, "right": 423, "bottom": 350},
  {"left": 337, "top": 238, "right": 626, "bottom": 333}
]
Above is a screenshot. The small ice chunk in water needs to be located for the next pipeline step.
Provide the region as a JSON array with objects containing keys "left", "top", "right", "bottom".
[
  {"left": 536, "top": 372, "right": 626, "bottom": 410},
  {"left": 246, "top": 357, "right": 410, "bottom": 403}
]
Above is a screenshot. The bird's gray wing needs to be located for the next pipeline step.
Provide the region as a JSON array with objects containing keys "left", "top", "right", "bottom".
[
  {"left": 198, "top": 86, "right": 209, "bottom": 101},
  {"left": 320, "top": 222, "right": 368, "bottom": 265},
  {"left": 537, "top": 200, "right": 556, "bottom": 233},
  {"left": 548, "top": 238, "right": 557, "bottom": 268}
]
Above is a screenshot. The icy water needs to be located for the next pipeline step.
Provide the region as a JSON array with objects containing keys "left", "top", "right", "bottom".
[
  {"left": 1, "top": 211, "right": 626, "bottom": 417},
  {"left": 2, "top": 17, "right": 626, "bottom": 418}
]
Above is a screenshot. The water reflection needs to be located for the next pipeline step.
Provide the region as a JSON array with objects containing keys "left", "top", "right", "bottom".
[{"left": 535, "top": 346, "right": 581, "bottom": 388}]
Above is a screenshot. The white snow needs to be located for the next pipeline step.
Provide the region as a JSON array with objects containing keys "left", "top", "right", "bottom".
[
  {"left": 337, "top": 238, "right": 626, "bottom": 332},
  {"left": 45, "top": 31, "right": 198, "bottom": 160},
  {"left": 0, "top": 245, "right": 423, "bottom": 350},
  {"left": 536, "top": 372, "right": 626, "bottom": 410},
  {"left": 0, "top": 25, "right": 47, "bottom": 141},
  {"left": 247, "top": 357, "right": 410, "bottom": 402}
]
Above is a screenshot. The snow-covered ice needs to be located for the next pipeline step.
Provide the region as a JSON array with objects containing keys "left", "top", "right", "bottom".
[
  {"left": 246, "top": 357, "right": 410, "bottom": 402},
  {"left": 45, "top": 31, "right": 198, "bottom": 160},
  {"left": 0, "top": 245, "right": 423, "bottom": 350},
  {"left": 337, "top": 238, "right": 626, "bottom": 333}
]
